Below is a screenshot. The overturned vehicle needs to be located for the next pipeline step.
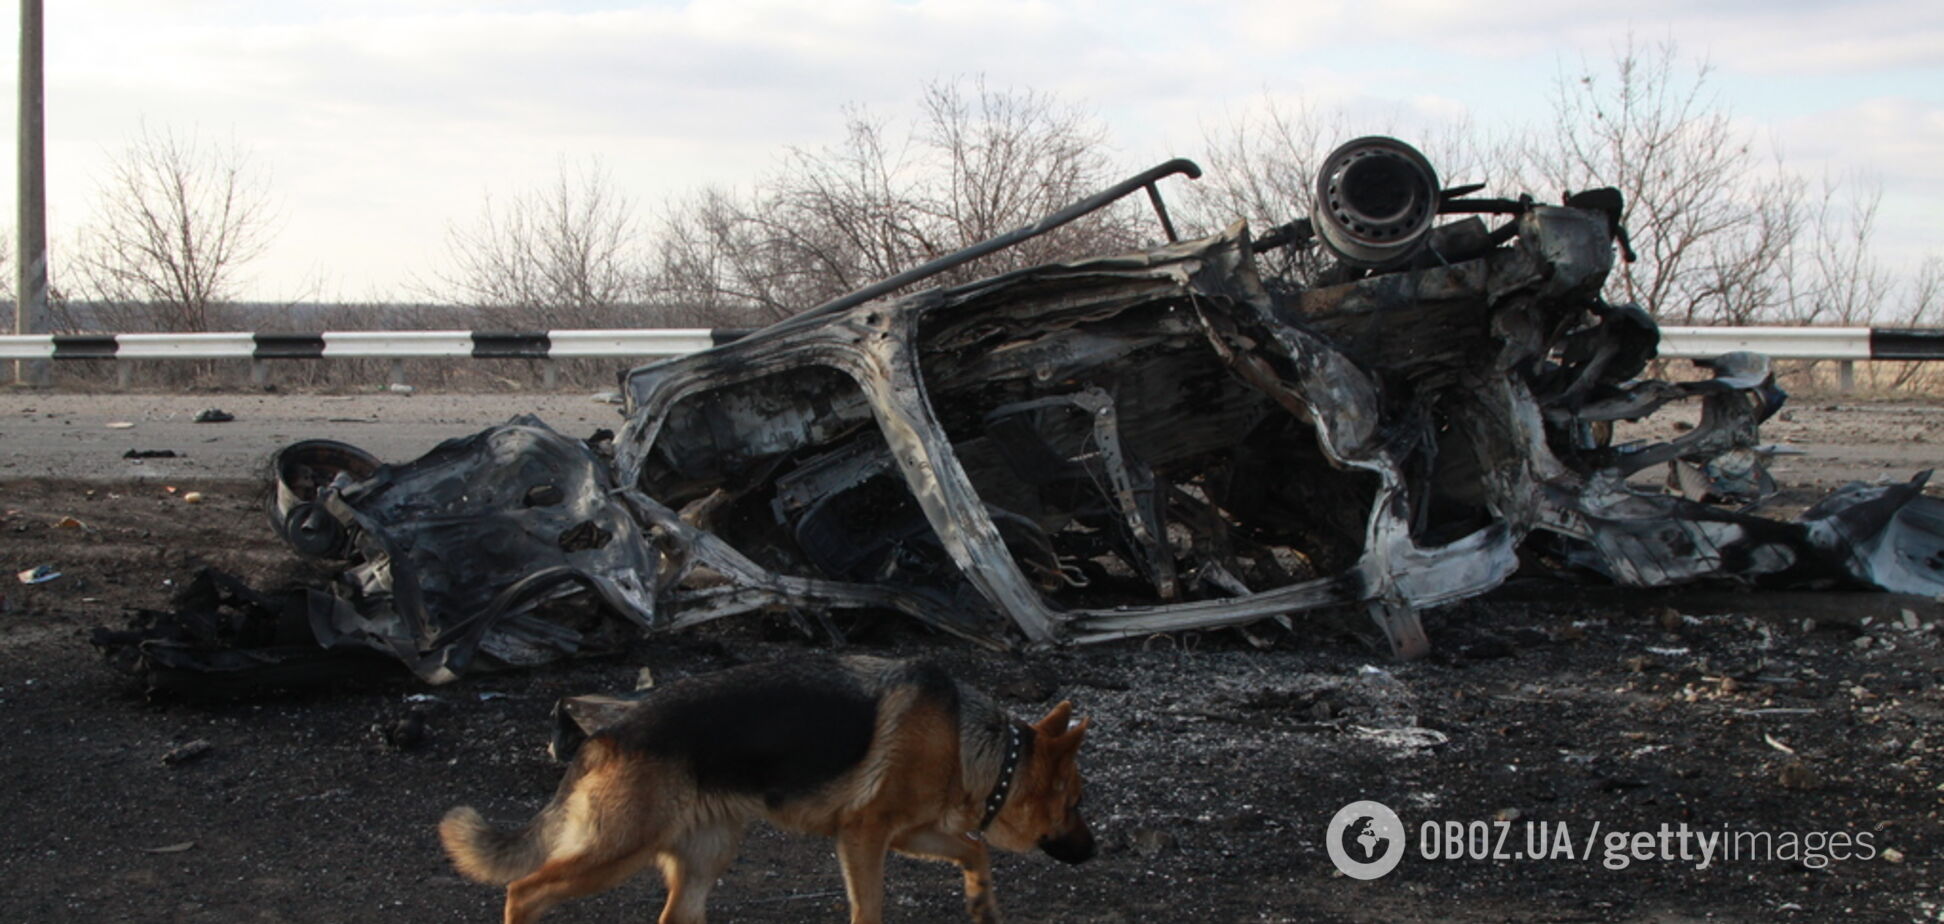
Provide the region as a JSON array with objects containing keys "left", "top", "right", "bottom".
[{"left": 100, "top": 138, "right": 1944, "bottom": 689}]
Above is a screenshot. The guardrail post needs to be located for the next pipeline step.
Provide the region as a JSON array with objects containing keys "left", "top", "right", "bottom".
[
  {"left": 389, "top": 358, "right": 406, "bottom": 388},
  {"left": 542, "top": 359, "right": 558, "bottom": 390},
  {"left": 251, "top": 360, "right": 269, "bottom": 387},
  {"left": 116, "top": 362, "right": 132, "bottom": 389},
  {"left": 1839, "top": 361, "right": 1855, "bottom": 395}
]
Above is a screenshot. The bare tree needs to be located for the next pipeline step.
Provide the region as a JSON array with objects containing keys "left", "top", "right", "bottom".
[
  {"left": 1177, "top": 99, "right": 1348, "bottom": 286},
  {"left": 1908, "top": 256, "right": 1944, "bottom": 327},
  {"left": 1784, "top": 174, "right": 1889, "bottom": 325},
  {"left": 1519, "top": 37, "right": 1805, "bottom": 324},
  {"left": 72, "top": 126, "right": 273, "bottom": 332},
  {"left": 1887, "top": 255, "right": 1944, "bottom": 390},
  {"left": 651, "top": 187, "right": 801, "bottom": 325},
  {"left": 649, "top": 78, "right": 1142, "bottom": 324},
  {"left": 1678, "top": 161, "right": 1805, "bottom": 326},
  {"left": 915, "top": 80, "right": 1138, "bottom": 270},
  {"left": 440, "top": 158, "right": 644, "bottom": 329}
]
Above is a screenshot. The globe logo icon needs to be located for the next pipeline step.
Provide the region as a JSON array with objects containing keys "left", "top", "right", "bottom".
[{"left": 1326, "top": 800, "right": 1405, "bottom": 879}]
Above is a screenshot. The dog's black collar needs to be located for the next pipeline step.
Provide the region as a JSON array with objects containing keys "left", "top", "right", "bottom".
[{"left": 980, "top": 724, "right": 1026, "bottom": 830}]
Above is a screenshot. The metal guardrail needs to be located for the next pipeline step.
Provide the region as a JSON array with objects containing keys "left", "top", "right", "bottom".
[
  {"left": 1657, "top": 326, "right": 1944, "bottom": 361},
  {"left": 0, "top": 328, "right": 744, "bottom": 388},
  {"left": 2, "top": 326, "right": 1940, "bottom": 387},
  {"left": 0, "top": 328, "right": 734, "bottom": 361},
  {"left": 5, "top": 326, "right": 1941, "bottom": 362}
]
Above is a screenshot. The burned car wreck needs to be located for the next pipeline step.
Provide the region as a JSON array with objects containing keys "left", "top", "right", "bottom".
[{"left": 97, "top": 137, "right": 1944, "bottom": 690}]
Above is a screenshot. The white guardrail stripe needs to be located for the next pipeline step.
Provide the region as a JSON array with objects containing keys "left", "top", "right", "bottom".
[
  {"left": 1656, "top": 326, "right": 1874, "bottom": 360},
  {"left": 0, "top": 334, "right": 54, "bottom": 360},
  {"left": 319, "top": 330, "right": 477, "bottom": 357},
  {"left": 545, "top": 329, "right": 719, "bottom": 357},
  {"left": 111, "top": 331, "right": 259, "bottom": 359}
]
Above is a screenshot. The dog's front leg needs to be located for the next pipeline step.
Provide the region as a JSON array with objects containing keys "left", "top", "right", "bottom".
[
  {"left": 891, "top": 830, "right": 999, "bottom": 924},
  {"left": 836, "top": 823, "right": 893, "bottom": 924}
]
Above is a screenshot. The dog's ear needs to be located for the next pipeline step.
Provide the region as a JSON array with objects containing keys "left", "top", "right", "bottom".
[
  {"left": 1053, "top": 715, "right": 1090, "bottom": 755},
  {"left": 1063, "top": 715, "right": 1090, "bottom": 743},
  {"left": 1035, "top": 700, "right": 1075, "bottom": 736}
]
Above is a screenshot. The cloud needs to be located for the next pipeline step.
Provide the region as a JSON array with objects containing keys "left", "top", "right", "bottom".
[
  {"left": 1774, "top": 97, "right": 1944, "bottom": 268},
  {"left": 1777, "top": 97, "right": 1944, "bottom": 191},
  {"left": 5, "top": 0, "right": 1941, "bottom": 299},
  {"left": 1203, "top": 0, "right": 1944, "bottom": 74}
]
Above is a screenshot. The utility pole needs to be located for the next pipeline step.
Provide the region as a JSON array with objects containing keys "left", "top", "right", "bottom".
[{"left": 15, "top": 0, "right": 48, "bottom": 386}]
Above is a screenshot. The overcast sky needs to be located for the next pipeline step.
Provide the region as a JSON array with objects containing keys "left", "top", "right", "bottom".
[{"left": 5, "top": 0, "right": 1941, "bottom": 305}]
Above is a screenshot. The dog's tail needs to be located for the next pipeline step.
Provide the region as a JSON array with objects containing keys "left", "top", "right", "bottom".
[
  {"left": 440, "top": 739, "right": 615, "bottom": 884},
  {"left": 439, "top": 805, "right": 553, "bottom": 885}
]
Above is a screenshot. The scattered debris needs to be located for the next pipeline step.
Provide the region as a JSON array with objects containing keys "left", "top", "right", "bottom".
[
  {"left": 1882, "top": 847, "right": 1906, "bottom": 864},
  {"left": 377, "top": 712, "right": 427, "bottom": 750},
  {"left": 160, "top": 739, "right": 212, "bottom": 766},
  {"left": 181, "top": 492, "right": 204, "bottom": 505},
  {"left": 105, "top": 421, "right": 135, "bottom": 430},
  {"left": 16, "top": 565, "right": 60, "bottom": 585},
  {"left": 122, "top": 449, "right": 179, "bottom": 459},
  {"left": 54, "top": 516, "right": 85, "bottom": 529},
  {"left": 139, "top": 842, "right": 196, "bottom": 854},
  {"left": 1127, "top": 829, "right": 1179, "bottom": 857},
  {"left": 1651, "top": 606, "right": 1684, "bottom": 632},
  {"left": 1351, "top": 725, "right": 1450, "bottom": 751},
  {"left": 193, "top": 408, "right": 234, "bottom": 423},
  {"left": 1357, "top": 665, "right": 1399, "bottom": 684},
  {"left": 386, "top": 383, "right": 415, "bottom": 395},
  {"left": 91, "top": 569, "right": 410, "bottom": 696}
]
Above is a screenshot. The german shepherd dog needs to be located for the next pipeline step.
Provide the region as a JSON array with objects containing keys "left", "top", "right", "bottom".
[{"left": 441, "top": 656, "right": 1096, "bottom": 923}]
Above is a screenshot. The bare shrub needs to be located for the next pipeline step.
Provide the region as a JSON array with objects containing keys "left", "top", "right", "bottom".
[
  {"left": 1784, "top": 175, "right": 1891, "bottom": 326},
  {"left": 1509, "top": 37, "right": 1805, "bottom": 323},
  {"left": 439, "top": 159, "right": 646, "bottom": 330},
  {"left": 67, "top": 126, "right": 274, "bottom": 335},
  {"left": 648, "top": 78, "right": 1145, "bottom": 325}
]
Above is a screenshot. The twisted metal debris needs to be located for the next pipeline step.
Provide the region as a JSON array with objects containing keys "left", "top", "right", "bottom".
[{"left": 99, "top": 137, "right": 1944, "bottom": 689}]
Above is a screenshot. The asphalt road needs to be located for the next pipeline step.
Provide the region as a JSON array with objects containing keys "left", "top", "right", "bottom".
[
  {"left": 0, "top": 389, "right": 1938, "bottom": 490},
  {"left": 0, "top": 391, "right": 630, "bottom": 481}
]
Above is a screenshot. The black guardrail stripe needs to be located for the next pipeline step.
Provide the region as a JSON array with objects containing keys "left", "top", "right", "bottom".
[
  {"left": 710, "top": 328, "right": 752, "bottom": 346},
  {"left": 472, "top": 331, "right": 551, "bottom": 359},
  {"left": 253, "top": 332, "right": 327, "bottom": 359},
  {"left": 50, "top": 334, "right": 117, "bottom": 359},
  {"left": 1870, "top": 328, "right": 1944, "bottom": 361}
]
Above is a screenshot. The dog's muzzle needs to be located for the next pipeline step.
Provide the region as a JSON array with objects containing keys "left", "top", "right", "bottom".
[{"left": 1038, "top": 823, "right": 1097, "bottom": 864}]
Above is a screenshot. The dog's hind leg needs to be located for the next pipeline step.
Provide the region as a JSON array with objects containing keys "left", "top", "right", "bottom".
[
  {"left": 502, "top": 849, "right": 657, "bottom": 924},
  {"left": 656, "top": 824, "right": 742, "bottom": 924},
  {"left": 892, "top": 830, "right": 1000, "bottom": 924},
  {"left": 835, "top": 821, "right": 894, "bottom": 924}
]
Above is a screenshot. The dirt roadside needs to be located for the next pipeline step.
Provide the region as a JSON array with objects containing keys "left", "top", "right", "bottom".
[{"left": 0, "top": 393, "right": 1939, "bottom": 922}]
